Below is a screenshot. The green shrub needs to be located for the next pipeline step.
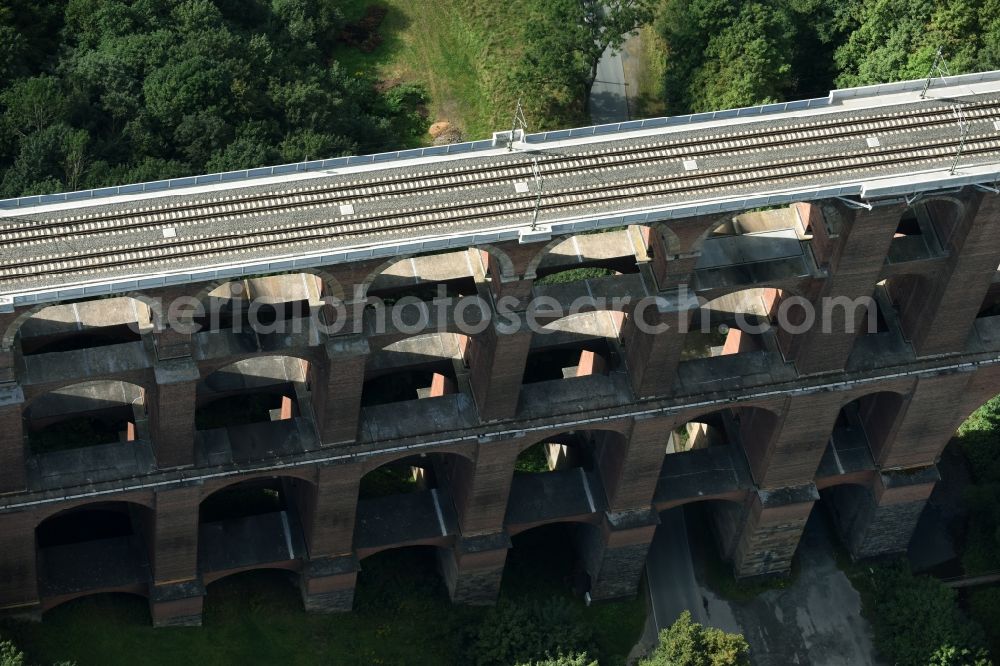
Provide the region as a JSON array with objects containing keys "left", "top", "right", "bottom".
[
  {"left": 516, "top": 654, "right": 596, "bottom": 666},
  {"left": 639, "top": 611, "right": 749, "bottom": 666},
  {"left": 461, "top": 598, "right": 596, "bottom": 666},
  {"left": 957, "top": 397, "right": 1000, "bottom": 574},
  {"left": 968, "top": 586, "right": 1000, "bottom": 659},
  {"left": 854, "top": 562, "right": 990, "bottom": 666},
  {"left": 0, "top": 641, "right": 24, "bottom": 666}
]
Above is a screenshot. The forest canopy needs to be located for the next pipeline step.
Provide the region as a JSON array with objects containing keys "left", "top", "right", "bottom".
[
  {"left": 3, "top": 0, "right": 1000, "bottom": 199},
  {"left": 655, "top": 0, "right": 1000, "bottom": 114},
  {"left": 0, "top": 0, "right": 427, "bottom": 198}
]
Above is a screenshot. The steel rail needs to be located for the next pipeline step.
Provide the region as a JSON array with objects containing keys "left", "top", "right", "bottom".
[
  {"left": 1, "top": 99, "right": 998, "bottom": 245},
  {"left": 2, "top": 135, "right": 997, "bottom": 282}
]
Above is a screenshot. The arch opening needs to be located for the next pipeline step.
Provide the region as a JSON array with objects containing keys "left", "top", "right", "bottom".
[
  {"left": 508, "top": 429, "right": 626, "bottom": 527},
  {"left": 199, "top": 476, "right": 314, "bottom": 578},
  {"left": 358, "top": 452, "right": 471, "bottom": 502},
  {"left": 197, "top": 273, "right": 325, "bottom": 333},
  {"left": 531, "top": 230, "right": 640, "bottom": 285},
  {"left": 355, "top": 453, "right": 472, "bottom": 556},
  {"left": 12, "top": 296, "right": 151, "bottom": 356},
  {"left": 515, "top": 432, "right": 598, "bottom": 475},
  {"left": 681, "top": 289, "right": 783, "bottom": 362},
  {"left": 523, "top": 312, "right": 625, "bottom": 386},
  {"left": 361, "top": 367, "right": 459, "bottom": 407},
  {"left": 354, "top": 546, "right": 453, "bottom": 610},
  {"left": 693, "top": 207, "right": 811, "bottom": 290},
  {"left": 887, "top": 200, "right": 956, "bottom": 264},
  {"left": 666, "top": 410, "right": 737, "bottom": 456},
  {"left": 658, "top": 406, "right": 776, "bottom": 498},
  {"left": 825, "top": 392, "right": 905, "bottom": 467},
  {"left": 195, "top": 356, "right": 314, "bottom": 463},
  {"left": 365, "top": 250, "right": 479, "bottom": 304},
  {"left": 35, "top": 502, "right": 153, "bottom": 602},
  {"left": 503, "top": 522, "right": 602, "bottom": 600},
  {"left": 364, "top": 332, "right": 471, "bottom": 407},
  {"left": 23, "top": 381, "right": 153, "bottom": 489},
  {"left": 203, "top": 568, "right": 300, "bottom": 600}
]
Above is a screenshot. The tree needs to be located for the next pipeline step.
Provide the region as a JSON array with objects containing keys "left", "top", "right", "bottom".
[
  {"left": 0, "top": 76, "right": 71, "bottom": 138},
  {"left": 0, "top": 641, "right": 24, "bottom": 666},
  {"left": 461, "top": 598, "right": 596, "bottom": 666},
  {"left": 858, "top": 562, "right": 991, "bottom": 666},
  {"left": 686, "top": 3, "right": 797, "bottom": 110},
  {"left": 521, "top": 0, "right": 653, "bottom": 121},
  {"left": 516, "top": 655, "right": 597, "bottom": 666},
  {"left": 0, "top": 0, "right": 428, "bottom": 197},
  {"left": 656, "top": 0, "right": 811, "bottom": 113},
  {"left": 831, "top": 0, "right": 1000, "bottom": 88},
  {"left": 0, "top": 638, "right": 74, "bottom": 666},
  {"left": 640, "top": 611, "right": 750, "bottom": 666}
]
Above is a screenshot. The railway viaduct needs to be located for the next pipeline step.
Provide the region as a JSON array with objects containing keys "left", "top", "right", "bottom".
[{"left": 2, "top": 71, "right": 1000, "bottom": 627}]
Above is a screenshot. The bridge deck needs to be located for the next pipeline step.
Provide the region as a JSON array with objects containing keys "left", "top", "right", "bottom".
[{"left": 2, "top": 72, "right": 1000, "bottom": 304}]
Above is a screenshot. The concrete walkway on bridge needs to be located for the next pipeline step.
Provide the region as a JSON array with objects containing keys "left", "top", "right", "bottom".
[{"left": 641, "top": 509, "right": 881, "bottom": 666}]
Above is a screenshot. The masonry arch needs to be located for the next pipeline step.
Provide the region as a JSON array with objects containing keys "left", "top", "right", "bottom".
[
  {"left": 898, "top": 196, "right": 965, "bottom": 252},
  {"left": 198, "top": 475, "right": 316, "bottom": 581},
  {"left": 24, "top": 379, "right": 150, "bottom": 459},
  {"left": 682, "top": 205, "right": 797, "bottom": 253},
  {"left": 502, "top": 521, "right": 603, "bottom": 599},
  {"left": 362, "top": 249, "right": 482, "bottom": 305},
  {"left": 879, "top": 273, "right": 933, "bottom": 343},
  {"left": 196, "top": 355, "right": 309, "bottom": 428},
  {"left": 357, "top": 450, "right": 473, "bottom": 503},
  {"left": 360, "top": 245, "right": 515, "bottom": 303},
  {"left": 195, "top": 355, "right": 316, "bottom": 462},
  {"left": 514, "top": 428, "right": 625, "bottom": 477},
  {"left": 659, "top": 405, "right": 780, "bottom": 488},
  {"left": 661, "top": 212, "right": 734, "bottom": 255},
  {"left": 507, "top": 429, "right": 626, "bottom": 527},
  {"left": 361, "top": 359, "right": 461, "bottom": 407},
  {"left": 354, "top": 450, "right": 473, "bottom": 558},
  {"left": 681, "top": 287, "right": 789, "bottom": 361},
  {"left": 353, "top": 545, "right": 455, "bottom": 608},
  {"left": 40, "top": 591, "right": 150, "bottom": 616},
  {"left": 3, "top": 296, "right": 153, "bottom": 355},
  {"left": 522, "top": 312, "right": 625, "bottom": 386},
  {"left": 193, "top": 270, "right": 342, "bottom": 334},
  {"left": 525, "top": 229, "right": 640, "bottom": 283},
  {"left": 35, "top": 501, "right": 154, "bottom": 609},
  {"left": 827, "top": 391, "right": 907, "bottom": 464},
  {"left": 363, "top": 332, "right": 472, "bottom": 415}
]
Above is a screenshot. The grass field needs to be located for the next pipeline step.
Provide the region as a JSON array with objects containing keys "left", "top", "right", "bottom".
[
  {"left": 331, "top": 0, "right": 587, "bottom": 142},
  {"left": 1, "top": 528, "right": 646, "bottom": 666}
]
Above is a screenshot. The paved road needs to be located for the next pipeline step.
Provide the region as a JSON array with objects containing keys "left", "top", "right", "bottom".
[
  {"left": 644, "top": 509, "right": 880, "bottom": 665},
  {"left": 646, "top": 507, "right": 740, "bottom": 632},
  {"left": 588, "top": 42, "right": 629, "bottom": 124}
]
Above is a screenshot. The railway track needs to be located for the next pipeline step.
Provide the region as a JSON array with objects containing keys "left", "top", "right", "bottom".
[
  {"left": 1, "top": 98, "right": 998, "bottom": 249},
  {"left": 3, "top": 132, "right": 998, "bottom": 282}
]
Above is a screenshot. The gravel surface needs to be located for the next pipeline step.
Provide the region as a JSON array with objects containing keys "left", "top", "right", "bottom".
[{"left": 2, "top": 92, "right": 999, "bottom": 297}]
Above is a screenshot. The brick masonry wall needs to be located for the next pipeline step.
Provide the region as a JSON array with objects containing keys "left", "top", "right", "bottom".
[
  {"left": 733, "top": 489, "right": 816, "bottom": 577},
  {"left": 795, "top": 204, "right": 903, "bottom": 374},
  {"left": 2, "top": 192, "right": 999, "bottom": 623},
  {"left": 906, "top": 194, "right": 1000, "bottom": 355},
  {"left": 823, "top": 476, "right": 934, "bottom": 559}
]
